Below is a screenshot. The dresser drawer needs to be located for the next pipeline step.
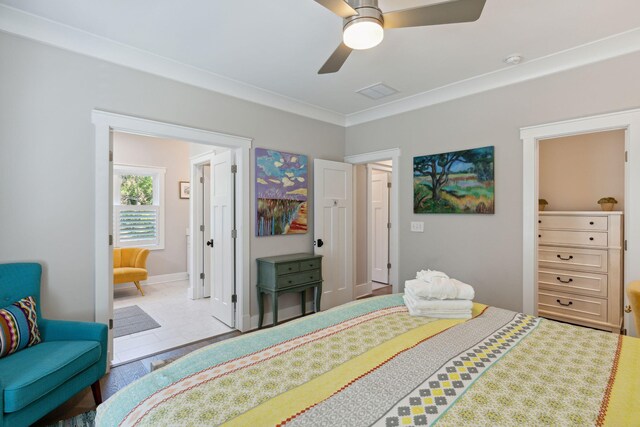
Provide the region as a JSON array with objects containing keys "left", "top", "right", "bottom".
[
  {"left": 538, "top": 269, "right": 608, "bottom": 298},
  {"left": 299, "top": 258, "right": 321, "bottom": 271},
  {"left": 276, "top": 262, "right": 300, "bottom": 275},
  {"left": 538, "top": 290, "right": 607, "bottom": 323},
  {"left": 539, "top": 215, "right": 607, "bottom": 231},
  {"left": 276, "top": 269, "right": 321, "bottom": 288},
  {"left": 538, "top": 246, "right": 607, "bottom": 273},
  {"left": 538, "top": 230, "right": 607, "bottom": 247}
]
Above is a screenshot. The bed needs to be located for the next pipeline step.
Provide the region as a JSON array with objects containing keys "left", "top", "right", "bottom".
[{"left": 96, "top": 294, "right": 639, "bottom": 426}]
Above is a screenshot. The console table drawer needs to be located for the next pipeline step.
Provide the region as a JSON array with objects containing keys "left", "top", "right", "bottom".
[
  {"left": 538, "top": 246, "right": 608, "bottom": 273},
  {"left": 299, "top": 258, "right": 321, "bottom": 271},
  {"left": 538, "top": 290, "right": 607, "bottom": 324},
  {"left": 538, "top": 269, "right": 608, "bottom": 298},
  {"left": 276, "top": 262, "right": 300, "bottom": 275},
  {"left": 538, "top": 230, "right": 608, "bottom": 247},
  {"left": 277, "top": 270, "right": 321, "bottom": 288}
]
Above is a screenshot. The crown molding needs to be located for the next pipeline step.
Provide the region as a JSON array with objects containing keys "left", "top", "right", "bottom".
[
  {"left": 2, "top": 4, "right": 640, "bottom": 129},
  {"left": 0, "top": 4, "right": 346, "bottom": 127},
  {"left": 345, "top": 26, "right": 640, "bottom": 127}
]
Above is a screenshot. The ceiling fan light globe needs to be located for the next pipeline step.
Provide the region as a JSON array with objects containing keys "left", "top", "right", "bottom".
[{"left": 343, "top": 19, "right": 384, "bottom": 50}]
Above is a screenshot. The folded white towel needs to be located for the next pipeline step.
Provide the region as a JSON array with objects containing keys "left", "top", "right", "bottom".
[
  {"left": 451, "top": 279, "right": 475, "bottom": 301},
  {"left": 416, "top": 269, "right": 449, "bottom": 282},
  {"left": 405, "top": 278, "right": 457, "bottom": 300},
  {"left": 404, "top": 296, "right": 472, "bottom": 319},
  {"left": 404, "top": 292, "right": 473, "bottom": 311}
]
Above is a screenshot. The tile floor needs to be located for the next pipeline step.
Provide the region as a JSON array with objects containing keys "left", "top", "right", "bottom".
[{"left": 113, "top": 280, "right": 233, "bottom": 365}]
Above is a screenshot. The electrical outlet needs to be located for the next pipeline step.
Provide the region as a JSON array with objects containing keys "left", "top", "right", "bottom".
[{"left": 410, "top": 221, "right": 424, "bottom": 232}]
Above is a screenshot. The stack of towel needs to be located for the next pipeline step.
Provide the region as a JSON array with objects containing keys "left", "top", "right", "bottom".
[{"left": 403, "top": 270, "right": 475, "bottom": 319}]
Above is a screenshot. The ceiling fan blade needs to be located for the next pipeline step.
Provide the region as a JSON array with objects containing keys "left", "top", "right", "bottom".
[
  {"left": 318, "top": 42, "right": 353, "bottom": 74},
  {"left": 313, "top": 0, "right": 358, "bottom": 18},
  {"left": 383, "top": 0, "right": 486, "bottom": 29}
]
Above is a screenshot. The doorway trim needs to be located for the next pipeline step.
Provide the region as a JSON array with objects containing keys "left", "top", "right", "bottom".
[
  {"left": 92, "top": 110, "right": 253, "bottom": 365},
  {"left": 345, "top": 148, "right": 401, "bottom": 294},
  {"left": 520, "top": 108, "right": 640, "bottom": 335}
]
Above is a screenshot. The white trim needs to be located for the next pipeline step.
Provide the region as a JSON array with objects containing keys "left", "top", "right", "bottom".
[
  {"left": 346, "top": 28, "right": 640, "bottom": 126},
  {"left": 520, "top": 108, "right": 640, "bottom": 338},
  {"left": 3, "top": 4, "right": 640, "bottom": 127},
  {"left": 0, "top": 5, "right": 344, "bottom": 127},
  {"left": 93, "top": 110, "right": 253, "bottom": 368},
  {"left": 344, "top": 148, "right": 400, "bottom": 294}
]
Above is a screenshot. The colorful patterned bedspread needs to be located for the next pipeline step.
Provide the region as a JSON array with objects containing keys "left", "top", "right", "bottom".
[{"left": 96, "top": 294, "right": 640, "bottom": 426}]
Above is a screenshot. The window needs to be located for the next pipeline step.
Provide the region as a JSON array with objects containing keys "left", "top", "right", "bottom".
[{"left": 113, "top": 164, "right": 165, "bottom": 250}]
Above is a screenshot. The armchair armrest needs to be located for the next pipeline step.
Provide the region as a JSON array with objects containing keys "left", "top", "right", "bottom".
[
  {"left": 39, "top": 318, "right": 107, "bottom": 345},
  {"left": 134, "top": 248, "right": 150, "bottom": 269}
]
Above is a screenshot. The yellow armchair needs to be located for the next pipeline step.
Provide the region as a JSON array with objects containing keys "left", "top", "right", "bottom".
[
  {"left": 113, "top": 248, "right": 150, "bottom": 296},
  {"left": 628, "top": 281, "right": 640, "bottom": 334}
]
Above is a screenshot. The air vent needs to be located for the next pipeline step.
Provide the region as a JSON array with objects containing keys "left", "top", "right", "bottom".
[{"left": 356, "top": 82, "right": 398, "bottom": 100}]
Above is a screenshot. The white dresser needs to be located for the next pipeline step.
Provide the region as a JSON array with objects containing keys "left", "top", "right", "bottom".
[{"left": 538, "top": 211, "right": 623, "bottom": 332}]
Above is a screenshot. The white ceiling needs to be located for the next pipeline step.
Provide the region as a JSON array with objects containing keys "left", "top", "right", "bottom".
[{"left": 2, "top": 0, "right": 640, "bottom": 125}]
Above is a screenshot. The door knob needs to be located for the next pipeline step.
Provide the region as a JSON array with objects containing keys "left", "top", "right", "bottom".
[
  {"left": 315, "top": 239, "right": 324, "bottom": 248},
  {"left": 206, "top": 239, "right": 213, "bottom": 247}
]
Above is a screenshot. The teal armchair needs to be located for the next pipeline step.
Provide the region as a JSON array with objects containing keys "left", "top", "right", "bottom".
[{"left": 0, "top": 263, "right": 107, "bottom": 427}]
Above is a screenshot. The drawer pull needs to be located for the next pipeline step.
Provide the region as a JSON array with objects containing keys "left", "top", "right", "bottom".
[
  {"left": 288, "top": 267, "right": 293, "bottom": 271},
  {"left": 309, "top": 276, "right": 314, "bottom": 280},
  {"left": 556, "top": 277, "right": 573, "bottom": 284},
  {"left": 556, "top": 254, "right": 573, "bottom": 261},
  {"left": 538, "top": 220, "right": 541, "bottom": 224},
  {"left": 538, "top": 234, "right": 541, "bottom": 238},
  {"left": 556, "top": 299, "right": 573, "bottom": 307},
  {"left": 288, "top": 280, "right": 293, "bottom": 284},
  {"left": 589, "top": 221, "right": 594, "bottom": 225},
  {"left": 589, "top": 237, "right": 594, "bottom": 241}
]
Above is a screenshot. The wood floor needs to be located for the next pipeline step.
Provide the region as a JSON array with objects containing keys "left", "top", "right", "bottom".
[{"left": 35, "top": 287, "right": 393, "bottom": 425}]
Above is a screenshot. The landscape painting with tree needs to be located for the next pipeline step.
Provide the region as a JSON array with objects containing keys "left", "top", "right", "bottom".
[
  {"left": 414, "top": 146, "right": 494, "bottom": 214},
  {"left": 256, "top": 148, "right": 308, "bottom": 236}
]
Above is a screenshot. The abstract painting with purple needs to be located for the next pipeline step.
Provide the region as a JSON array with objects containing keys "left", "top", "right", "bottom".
[{"left": 255, "top": 148, "right": 308, "bottom": 236}]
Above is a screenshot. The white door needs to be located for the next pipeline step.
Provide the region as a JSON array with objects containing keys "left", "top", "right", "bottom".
[
  {"left": 210, "top": 150, "right": 235, "bottom": 327},
  {"left": 371, "top": 170, "right": 390, "bottom": 284},
  {"left": 202, "top": 165, "right": 212, "bottom": 298},
  {"left": 314, "top": 159, "right": 353, "bottom": 310}
]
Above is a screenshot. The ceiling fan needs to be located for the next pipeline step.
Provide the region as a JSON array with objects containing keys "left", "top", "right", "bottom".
[{"left": 314, "top": 0, "right": 486, "bottom": 74}]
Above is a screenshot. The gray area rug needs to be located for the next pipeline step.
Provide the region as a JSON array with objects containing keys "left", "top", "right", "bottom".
[
  {"left": 113, "top": 305, "right": 160, "bottom": 338},
  {"left": 48, "top": 410, "right": 95, "bottom": 427}
]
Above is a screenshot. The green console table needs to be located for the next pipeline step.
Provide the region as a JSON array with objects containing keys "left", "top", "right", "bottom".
[{"left": 257, "top": 253, "right": 323, "bottom": 328}]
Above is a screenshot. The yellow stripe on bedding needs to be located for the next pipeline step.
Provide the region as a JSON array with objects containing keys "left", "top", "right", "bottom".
[
  {"left": 227, "top": 304, "right": 488, "bottom": 427},
  {"left": 600, "top": 335, "right": 640, "bottom": 426}
]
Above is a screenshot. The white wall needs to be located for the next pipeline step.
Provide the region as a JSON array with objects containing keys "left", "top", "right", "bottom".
[
  {"left": 0, "top": 32, "right": 345, "bottom": 321},
  {"left": 113, "top": 132, "right": 192, "bottom": 276},
  {"left": 346, "top": 51, "right": 640, "bottom": 312},
  {"left": 539, "top": 130, "right": 625, "bottom": 211}
]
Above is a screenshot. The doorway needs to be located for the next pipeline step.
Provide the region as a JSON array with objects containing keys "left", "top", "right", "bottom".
[
  {"left": 345, "top": 149, "right": 400, "bottom": 298},
  {"left": 521, "top": 108, "right": 640, "bottom": 338},
  {"left": 92, "top": 110, "right": 252, "bottom": 367}
]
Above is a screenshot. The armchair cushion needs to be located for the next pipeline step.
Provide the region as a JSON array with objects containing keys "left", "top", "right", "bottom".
[
  {"left": 113, "top": 267, "right": 148, "bottom": 285},
  {"left": 0, "top": 296, "right": 41, "bottom": 358},
  {"left": 0, "top": 340, "right": 102, "bottom": 413}
]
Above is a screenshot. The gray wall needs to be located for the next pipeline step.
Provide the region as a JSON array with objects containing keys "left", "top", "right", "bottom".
[
  {"left": 346, "top": 52, "right": 640, "bottom": 312},
  {"left": 113, "top": 132, "right": 191, "bottom": 277},
  {"left": 0, "top": 32, "right": 345, "bottom": 321}
]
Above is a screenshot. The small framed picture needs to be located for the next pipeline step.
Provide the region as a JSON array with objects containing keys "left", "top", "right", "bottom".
[{"left": 179, "top": 181, "right": 190, "bottom": 199}]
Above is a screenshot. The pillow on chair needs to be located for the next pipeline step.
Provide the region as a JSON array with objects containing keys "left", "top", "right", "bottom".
[{"left": 0, "top": 296, "right": 42, "bottom": 358}]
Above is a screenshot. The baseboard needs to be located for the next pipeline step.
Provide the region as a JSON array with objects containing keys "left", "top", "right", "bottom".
[
  {"left": 249, "top": 302, "right": 315, "bottom": 330},
  {"left": 354, "top": 282, "right": 372, "bottom": 299},
  {"left": 116, "top": 272, "right": 188, "bottom": 290}
]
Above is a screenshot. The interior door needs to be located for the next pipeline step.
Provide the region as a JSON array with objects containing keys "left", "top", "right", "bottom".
[
  {"left": 314, "top": 159, "right": 353, "bottom": 310},
  {"left": 371, "top": 170, "right": 390, "bottom": 284},
  {"left": 210, "top": 150, "right": 235, "bottom": 327},
  {"left": 202, "top": 165, "right": 212, "bottom": 298}
]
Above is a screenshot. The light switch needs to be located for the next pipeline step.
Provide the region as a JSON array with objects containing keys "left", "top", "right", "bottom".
[{"left": 411, "top": 221, "right": 424, "bottom": 232}]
